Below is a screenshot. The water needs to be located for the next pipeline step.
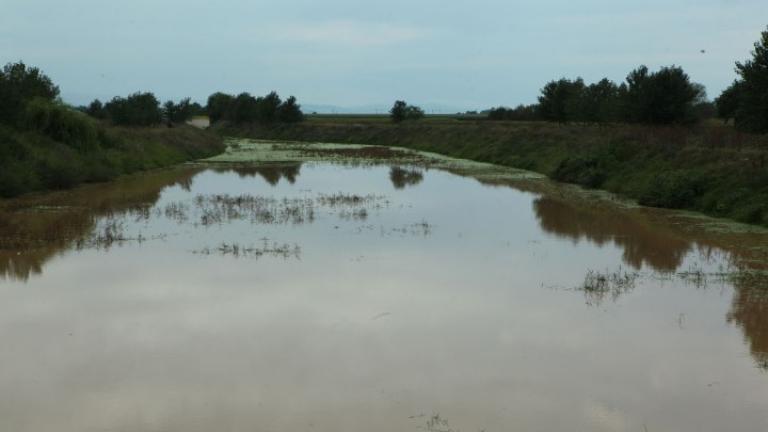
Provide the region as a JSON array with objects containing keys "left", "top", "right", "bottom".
[{"left": 1, "top": 162, "right": 767, "bottom": 432}]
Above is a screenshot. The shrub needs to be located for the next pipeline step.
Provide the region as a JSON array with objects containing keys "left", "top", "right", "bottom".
[
  {"left": 551, "top": 156, "right": 608, "bottom": 188},
  {"left": 23, "top": 99, "right": 100, "bottom": 151},
  {"left": 638, "top": 172, "right": 705, "bottom": 208}
]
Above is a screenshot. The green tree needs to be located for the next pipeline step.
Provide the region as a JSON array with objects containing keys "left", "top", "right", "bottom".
[
  {"left": 104, "top": 92, "right": 162, "bottom": 126},
  {"left": 734, "top": 26, "right": 768, "bottom": 133},
  {"left": 207, "top": 92, "right": 234, "bottom": 123},
  {"left": 390, "top": 100, "right": 423, "bottom": 122},
  {"left": 537, "top": 78, "right": 585, "bottom": 123},
  {"left": 162, "top": 98, "right": 195, "bottom": 124},
  {"left": 256, "top": 91, "right": 282, "bottom": 122},
  {"left": 390, "top": 100, "right": 408, "bottom": 123},
  {"left": 715, "top": 81, "right": 743, "bottom": 123},
  {"left": 0, "top": 62, "right": 60, "bottom": 126},
  {"left": 85, "top": 99, "right": 107, "bottom": 119},
  {"left": 230, "top": 93, "right": 259, "bottom": 123},
  {"left": 277, "top": 96, "right": 304, "bottom": 123},
  {"left": 620, "top": 65, "right": 704, "bottom": 125},
  {"left": 582, "top": 78, "right": 619, "bottom": 123}
]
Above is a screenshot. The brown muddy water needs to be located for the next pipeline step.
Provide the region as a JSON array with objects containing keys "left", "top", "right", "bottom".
[{"left": 1, "top": 160, "right": 767, "bottom": 432}]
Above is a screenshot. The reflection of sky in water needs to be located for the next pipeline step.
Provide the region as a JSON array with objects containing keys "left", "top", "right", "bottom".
[{"left": 0, "top": 164, "right": 767, "bottom": 432}]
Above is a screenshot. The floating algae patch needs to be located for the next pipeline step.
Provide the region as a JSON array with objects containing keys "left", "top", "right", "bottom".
[{"left": 202, "top": 139, "right": 545, "bottom": 181}]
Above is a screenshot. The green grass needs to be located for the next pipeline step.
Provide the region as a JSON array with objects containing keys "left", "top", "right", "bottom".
[
  {"left": 216, "top": 119, "right": 768, "bottom": 227},
  {"left": 0, "top": 123, "right": 224, "bottom": 198}
]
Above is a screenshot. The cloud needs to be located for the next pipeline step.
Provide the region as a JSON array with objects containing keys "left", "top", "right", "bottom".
[{"left": 266, "top": 20, "right": 431, "bottom": 47}]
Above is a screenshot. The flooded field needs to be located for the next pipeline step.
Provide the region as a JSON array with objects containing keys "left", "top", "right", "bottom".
[{"left": 1, "top": 141, "right": 768, "bottom": 432}]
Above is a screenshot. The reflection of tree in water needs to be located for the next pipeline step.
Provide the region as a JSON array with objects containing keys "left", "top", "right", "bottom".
[
  {"left": 0, "top": 168, "right": 203, "bottom": 281},
  {"left": 389, "top": 166, "right": 424, "bottom": 190},
  {"left": 727, "top": 275, "right": 768, "bottom": 370},
  {"left": 219, "top": 164, "right": 302, "bottom": 186},
  {"left": 533, "top": 197, "right": 693, "bottom": 272}
]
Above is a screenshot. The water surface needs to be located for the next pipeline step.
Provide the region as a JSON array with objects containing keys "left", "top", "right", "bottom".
[{"left": 1, "top": 162, "right": 767, "bottom": 432}]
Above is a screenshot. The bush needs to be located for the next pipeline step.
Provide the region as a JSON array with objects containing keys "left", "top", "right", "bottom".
[
  {"left": 0, "top": 160, "right": 38, "bottom": 197},
  {"left": 37, "top": 152, "right": 85, "bottom": 189},
  {"left": 638, "top": 172, "right": 705, "bottom": 209},
  {"left": 23, "top": 99, "right": 100, "bottom": 151},
  {"left": 551, "top": 156, "right": 608, "bottom": 188}
]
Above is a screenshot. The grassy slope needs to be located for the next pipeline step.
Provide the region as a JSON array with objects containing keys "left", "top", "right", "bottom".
[
  {"left": 219, "top": 117, "right": 768, "bottom": 226},
  {"left": 0, "top": 124, "right": 224, "bottom": 198}
]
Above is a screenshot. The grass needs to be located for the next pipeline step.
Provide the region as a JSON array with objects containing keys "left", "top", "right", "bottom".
[
  {"left": 216, "top": 119, "right": 768, "bottom": 227},
  {"left": 0, "top": 123, "right": 224, "bottom": 198}
]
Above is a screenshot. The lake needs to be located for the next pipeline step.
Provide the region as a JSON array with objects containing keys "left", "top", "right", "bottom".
[{"left": 1, "top": 143, "right": 767, "bottom": 432}]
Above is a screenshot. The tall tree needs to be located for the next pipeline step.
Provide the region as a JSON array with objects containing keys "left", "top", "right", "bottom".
[
  {"left": 715, "top": 81, "right": 743, "bottom": 124},
  {"left": 538, "top": 78, "right": 585, "bottom": 123},
  {"left": 621, "top": 65, "right": 704, "bottom": 125},
  {"left": 0, "top": 62, "right": 60, "bottom": 125},
  {"left": 390, "top": 100, "right": 408, "bottom": 123},
  {"left": 207, "top": 92, "right": 235, "bottom": 123},
  {"left": 277, "top": 96, "right": 304, "bottom": 123},
  {"left": 734, "top": 26, "right": 768, "bottom": 133}
]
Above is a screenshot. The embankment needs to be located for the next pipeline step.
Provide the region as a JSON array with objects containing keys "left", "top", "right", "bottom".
[
  {"left": 219, "top": 119, "right": 768, "bottom": 226},
  {"left": 0, "top": 124, "right": 224, "bottom": 198}
]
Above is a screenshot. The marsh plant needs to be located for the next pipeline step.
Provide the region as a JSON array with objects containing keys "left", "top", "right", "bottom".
[
  {"left": 580, "top": 267, "right": 640, "bottom": 306},
  {"left": 194, "top": 241, "right": 301, "bottom": 259}
]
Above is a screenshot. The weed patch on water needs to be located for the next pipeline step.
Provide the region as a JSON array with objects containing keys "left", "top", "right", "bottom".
[
  {"left": 577, "top": 267, "right": 640, "bottom": 306},
  {"left": 74, "top": 219, "right": 166, "bottom": 249},
  {"left": 193, "top": 240, "right": 301, "bottom": 259}
]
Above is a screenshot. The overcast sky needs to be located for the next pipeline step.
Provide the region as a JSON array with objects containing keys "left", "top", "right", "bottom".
[{"left": 1, "top": 0, "right": 766, "bottom": 111}]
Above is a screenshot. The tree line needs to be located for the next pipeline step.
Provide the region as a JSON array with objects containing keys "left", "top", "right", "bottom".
[
  {"left": 206, "top": 91, "right": 304, "bottom": 124},
  {"left": 486, "top": 26, "right": 768, "bottom": 133},
  {"left": 488, "top": 66, "right": 709, "bottom": 125}
]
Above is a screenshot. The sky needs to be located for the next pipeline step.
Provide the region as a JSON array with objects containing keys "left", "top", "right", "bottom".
[{"left": 1, "top": 0, "right": 766, "bottom": 112}]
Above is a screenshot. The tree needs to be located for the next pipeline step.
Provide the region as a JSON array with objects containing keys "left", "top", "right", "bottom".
[
  {"left": 390, "top": 100, "right": 408, "bottom": 123},
  {"left": 277, "top": 96, "right": 304, "bottom": 123},
  {"left": 85, "top": 99, "right": 107, "bottom": 119},
  {"left": 620, "top": 65, "right": 704, "bottom": 125},
  {"left": 734, "top": 26, "right": 768, "bottom": 133},
  {"left": 162, "top": 97, "right": 195, "bottom": 124},
  {"left": 487, "top": 105, "right": 540, "bottom": 121},
  {"left": 229, "top": 93, "right": 259, "bottom": 123},
  {"left": 715, "top": 81, "right": 743, "bottom": 123},
  {"left": 256, "top": 91, "right": 282, "bottom": 122},
  {"left": 390, "top": 100, "right": 424, "bottom": 123},
  {"left": 538, "top": 78, "right": 585, "bottom": 123},
  {"left": 582, "top": 78, "right": 620, "bottom": 123},
  {"left": 0, "top": 61, "right": 60, "bottom": 126},
  {"left": 104, "top": 92, "right": 162, "bottom": 126},
  {"left": 207, "top": 92, "right": 234, "bottom": 123}
]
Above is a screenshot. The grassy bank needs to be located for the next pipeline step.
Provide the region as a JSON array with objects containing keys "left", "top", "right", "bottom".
[
  {"left": 0, "top": 124, "right": 224, "bottom": 198},
  {"left": 218, "top": 118, "right": 768, "bottom": 226}
]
